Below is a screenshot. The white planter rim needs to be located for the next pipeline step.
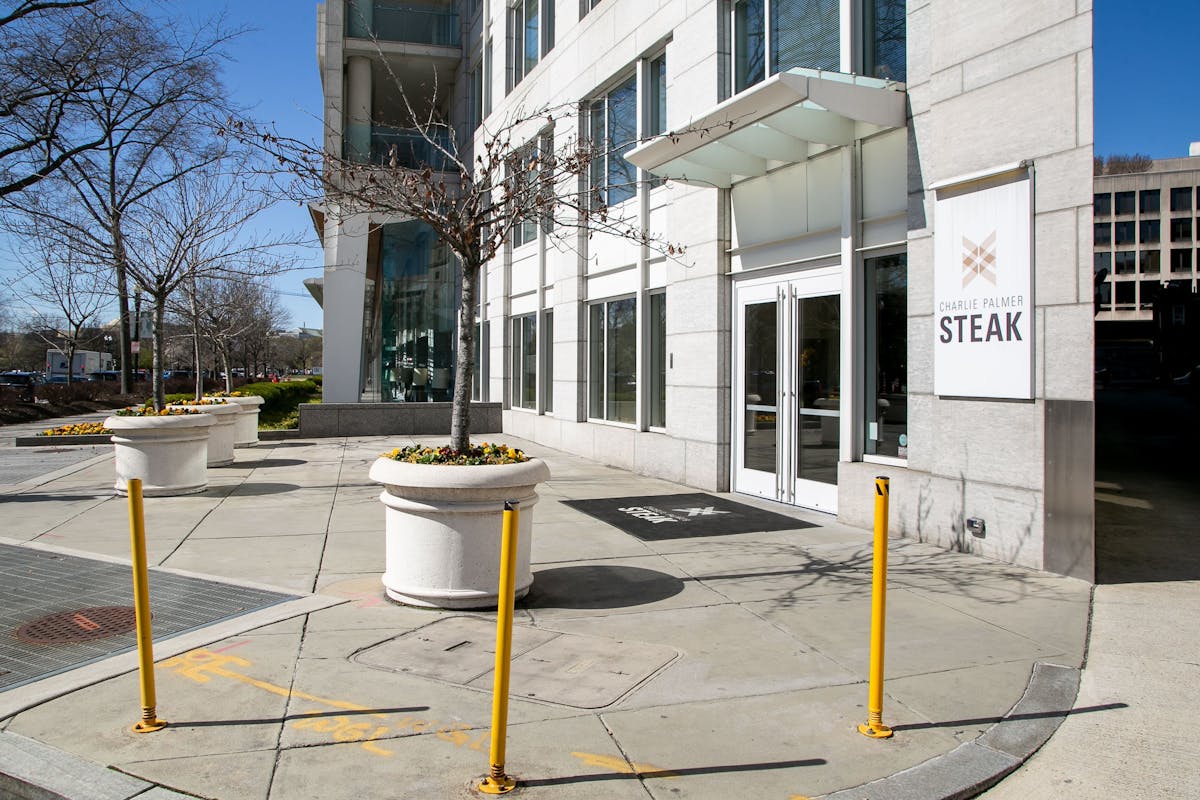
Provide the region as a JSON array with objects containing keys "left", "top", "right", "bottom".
[
  {"left": 368, "top": 456, "right": 550, "bottom": 491},
  {"left": 168, "top": 402, "right": 240, "bottom": 416},
  {"left": 205, "top": 395, "right": 265, "bottom": 407},
  {"left": 104, "top": 413, "right": 215, "bottom": 430}
]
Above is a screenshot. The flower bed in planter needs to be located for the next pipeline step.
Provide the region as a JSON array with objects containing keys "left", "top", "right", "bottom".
[
  {"left": 167, "top": 400, "right": 239, "bottom": 466},
  {"left": 105, "top": 408, "right": 214, "bottom": 496},
  {"left": 367, "top": 444, "right": 551, "bottom": 609}
]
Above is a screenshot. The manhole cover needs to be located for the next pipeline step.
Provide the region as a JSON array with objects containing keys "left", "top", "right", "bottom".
[{"left": 15, "top": 607, "right": 137, "bottom": 644}]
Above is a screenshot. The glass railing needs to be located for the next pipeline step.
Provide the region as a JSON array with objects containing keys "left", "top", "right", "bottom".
[
  {"left": 344, "top": 124, "right": 456, "bottom": 171},
  {"left": 346, "top": 1, "right": 461, "bottom": 48}
]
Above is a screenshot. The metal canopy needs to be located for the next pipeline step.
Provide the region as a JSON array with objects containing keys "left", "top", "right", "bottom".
[{"left": 625, "top": 68, "right": 907, "bottom": 189}]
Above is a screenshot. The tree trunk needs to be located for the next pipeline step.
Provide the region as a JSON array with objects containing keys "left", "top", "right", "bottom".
[
  {"left": 152, "top": 291, "right": 166, "bottom": 410},
  {"left": 450, "top": 258, "right": 480, "bottom": 452},
  {"left": 112, "top": 218, "right": 133, "bottom": 395},
  {"left": 221, "top": 348, "right": 232, "bottom": 393}
]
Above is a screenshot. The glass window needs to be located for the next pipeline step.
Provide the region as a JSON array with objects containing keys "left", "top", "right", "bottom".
[
  {"left": 1171, "top": 186, "right": 1193, "bottom": 212},
  {"left": 649, "top": 292, "right": 666, "bottom": 428},
  {"left": 1114, "top": 221, "right": 1135, "bottom": 245},
  {"left": 864, "top": 253, "right": 906, "bottom": 459},
  {"left": 1140, "top": 250, "right": 1160, "bottom": 274},
  {"left": 542, "top": 310, "right": 553, "bottom": 413},
  {"left": 484, "top": 37, "right": 493, "bottom": 115},
  {"left": 648, "top": 54, "right": 667, "bottom": 137},
  {"left": 379, "top": 221, "right": 460, "bottom": 403},
  {"left": 588, "top": 297, "right": 636, "bottom": 423},
  {"left": 863, "top": 0, "right": 905, "bottom": 81},
  {"left": 1140, "top": 189, "right": 1159, "bottom": 214},
  {"left": 1114, "top": 191, "right": 1135, "bottom": 215},
  {"left": 1140, "top": 280, "right": 1160, "bottom": 311},
  {"left": 1171, "top": 216, "right": 1192, "bottom": 242},
  {"left": 510, "top": 314, "right": 536, "bottom": 409},
  {"left": 733, "top": 0, "right": 840, "bottom": 94},
  {"left": 1172, "top": 248, "right": 1192, "bottom": 273},
  {"left": 472, "top": 322, "right": 487, "bottom": 401},
  {"left": 510, "top": 139, "right": 539, "bottom": 247},
  {"left": 1093, "top": 193, "right": 1111, "bottom": 215},
  {"left": 1094, "top": 251, "right": 1111, "bottom": 274},
  {"left": 588, "top": 74, "right": 638, "bottom": 207},
  {"left": 1114, "top": 280, "right": 1135, "bottom": 308},
  {"left": 509, "top": 0, "right": 551, "bottom": 88},
  {"left": 1093, "top": 222, "right": 1111, "bottom": 246},
  {"left": 1140, "top": 219, "right": 1160, "bottom": 244},
  {"left": 1114, "top": 251, "right": 1136, "bottom": 274}
]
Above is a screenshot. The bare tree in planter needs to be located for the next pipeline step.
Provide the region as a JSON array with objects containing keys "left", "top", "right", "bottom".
[{"left": 229, "top": 80, "right": 689, "bottom": 451}]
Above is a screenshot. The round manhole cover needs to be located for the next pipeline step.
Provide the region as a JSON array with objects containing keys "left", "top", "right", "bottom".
[{"left": 16, "top": 606, "right": 137, "bottom": 644}]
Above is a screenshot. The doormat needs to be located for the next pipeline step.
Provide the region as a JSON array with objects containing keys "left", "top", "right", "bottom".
[
  {"left": 0, "top": 543, "right": 298, "bottom": 692},
  {"left": 562, "top": 493, "right": 817, "bottom": 541}
]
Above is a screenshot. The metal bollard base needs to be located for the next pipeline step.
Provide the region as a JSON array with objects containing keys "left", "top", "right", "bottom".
[
  {"left": 477, "top": 774, "right": 517, "bottom": 794},
  {"left": 857, "top": 721, "right": 893, "bottom": 739}
]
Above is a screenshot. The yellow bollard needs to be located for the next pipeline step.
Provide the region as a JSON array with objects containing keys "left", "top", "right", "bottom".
[
  {"left": 478, "top": 500, "right": 519, "bottom": 794},
  {"left": 858, "top": 476, "right": 893, "bottom": 739},
  {"left": 128, "top": 478, "right": 166, "bottom": 733}
]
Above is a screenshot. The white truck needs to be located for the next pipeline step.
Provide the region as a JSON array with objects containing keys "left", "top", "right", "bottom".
[{"left": 45, "top": 349, "right": 114, "bottom": 381}]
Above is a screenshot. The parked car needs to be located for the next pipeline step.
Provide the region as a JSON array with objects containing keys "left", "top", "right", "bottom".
[{"left": 0, "top": 371, "right": 38, "bottom": 401}]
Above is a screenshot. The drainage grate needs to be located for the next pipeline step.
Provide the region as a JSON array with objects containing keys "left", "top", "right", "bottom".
[{"left": 16, "top": 607, "right": 137, "bottom": 644}]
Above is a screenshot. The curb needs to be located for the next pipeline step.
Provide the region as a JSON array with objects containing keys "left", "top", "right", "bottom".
[{"left": 818, "top": 662, "right": 1081, "bottom": 800}]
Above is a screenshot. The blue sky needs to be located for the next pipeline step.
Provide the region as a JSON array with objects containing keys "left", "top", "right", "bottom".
[{"left": 1094, "top": 0, "right": 1199, "bottom": 159}]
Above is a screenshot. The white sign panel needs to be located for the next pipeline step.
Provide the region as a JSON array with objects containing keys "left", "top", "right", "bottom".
[{"left": 934, "top": 173, "right": 1033, "bottom": 399}]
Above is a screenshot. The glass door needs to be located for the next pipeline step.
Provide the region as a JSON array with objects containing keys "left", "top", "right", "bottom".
[{"left": 734, "top": 273, "right": 841, "bottom": 513}]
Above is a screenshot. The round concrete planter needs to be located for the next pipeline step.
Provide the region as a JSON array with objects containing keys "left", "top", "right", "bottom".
[
  {"left": 168, "top": 402, "right": 240, "bottom": 466},
  {"left": 105, "top": 413, "right": 215, "bottom": 496},
  {"left": 367, "top": 456, "right": 551, "bottom": 609},
  {"left": 206, "top": 395, "right": 264, "bottom": 447}
]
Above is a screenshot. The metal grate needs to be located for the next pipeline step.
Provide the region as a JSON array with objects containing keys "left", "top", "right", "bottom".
[
  {"left": 0, "top": 543, "right": 297, "bottom": 692},
  {"left": 16, "top": 607, "right": 136, "bottom": 644}
]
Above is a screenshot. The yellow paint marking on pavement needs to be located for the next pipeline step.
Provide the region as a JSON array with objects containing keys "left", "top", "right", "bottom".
[
  {"left": 1094, "top": 492, "right": 1152, "bottom": 509},
  {"left": 570, "top": 751, "right": 679, "bottom": 778},
  {"left": 160, "top": 649, "right": 385, "bottom": 717}
]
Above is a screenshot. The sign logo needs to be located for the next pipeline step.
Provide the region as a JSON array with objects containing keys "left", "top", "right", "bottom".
[
  {"left": 672, "top": 506, "right": 729, "bottom": 518},
  {"left": 961, "top": 231, "right": 997, "bottom": 287}
]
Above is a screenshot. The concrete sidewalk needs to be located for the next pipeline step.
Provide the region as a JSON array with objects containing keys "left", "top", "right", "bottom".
[{"left": 0, "top": 436, "right": 1093, "bottom": 799}]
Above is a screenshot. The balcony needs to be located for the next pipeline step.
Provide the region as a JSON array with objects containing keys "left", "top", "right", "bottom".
[
  {"left": 346, "top": 1, "right": 460, "bottom": 48},
  {"left": 344, "top": 124, "right": 456, "bottom": 171}
]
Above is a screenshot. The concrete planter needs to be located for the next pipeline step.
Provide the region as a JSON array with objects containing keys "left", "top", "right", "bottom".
[
  {"left": 168, "top": 402, "right": 240, "bottom": 466},
  {"left": 367, "top": 456, "right": 551, "bottom": 609},
  {"left": 105, "top": 413, "right": 215, "bottom": 496},
  {"left": 206, "top": 395, "right": 264, "bottom": 447}
]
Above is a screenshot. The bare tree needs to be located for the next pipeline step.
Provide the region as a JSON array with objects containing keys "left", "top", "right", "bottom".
[
  {"left": 1, "top": 4, "right": 239, "bottom": 394},
  {"left": 0, "top": 0, "right": 110, "bottom": 198},
  {"left": 231, "top": 79, "right": 688, "bottom": 450},
  {"left": 122, "top": 157, "right": 296, "bottom": 408},
  {"left": 13, "top": 229, "right": 109, "bottom": 383}
]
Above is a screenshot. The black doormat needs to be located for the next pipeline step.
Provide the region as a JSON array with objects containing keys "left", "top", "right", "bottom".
[
  {"left": 0, "top": 544, "right": 298, "bottom": 692},
  {"left": 562, "top": 493, "right": 817, "bottom": 541}
]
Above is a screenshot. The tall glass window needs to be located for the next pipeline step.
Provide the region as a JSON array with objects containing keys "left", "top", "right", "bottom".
[
  {"left": 588, "top": 75, "right": 638, "bottom": 207},
  {"left": 863, "top": 0, "right": 905, "bottom": 81},
  {"left": 510, "top": 314, "right": 536, "bottom": 409},
  {"left": 649, "top": 292, "right": 666, "bottom": 428},
  {"left": 510, "top": 139, "right": 539, "bottom": 247},
  {"left": 1093, "top": 193, "right": 1111, "bottom": 215},
  {"left": 542, "top": 310, "right": 554, "bottom": 413},
  {"left": 509, "top": 0, "right": 553, "bottom": 89},
  {"left": 588, "top": 297, "right": 636, "bottom": 423},
  {"left": 734, "top": 0, "right": 840, "bottom": 94},
  {"left": 379, "top": 221, "right": 460, "bottom": 403},
  {"left": 864, "top": 253, "right": 906, "bottom": 459}
]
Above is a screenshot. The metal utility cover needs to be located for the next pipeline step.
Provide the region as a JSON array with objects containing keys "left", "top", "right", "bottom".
[{"left": 354, "top": 616, "right": 678, "bottom": 709}]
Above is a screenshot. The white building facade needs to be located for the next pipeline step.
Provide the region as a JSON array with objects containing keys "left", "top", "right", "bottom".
[{"left": 316, "top": 0, "right": 1096, "bottom": 580}]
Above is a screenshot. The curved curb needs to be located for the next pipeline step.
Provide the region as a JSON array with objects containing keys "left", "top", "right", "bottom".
[{"left": 818, "top": 662, "right": 1081, "bottom": 800}]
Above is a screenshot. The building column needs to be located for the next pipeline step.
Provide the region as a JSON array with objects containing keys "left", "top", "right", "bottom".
[{"left": 322, "top": 212, "right": 370, "bottom": 403}]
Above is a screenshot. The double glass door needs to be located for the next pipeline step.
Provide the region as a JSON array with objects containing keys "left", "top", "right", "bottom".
[{"left": 734, "top": 273, "right": 841, "bottom": 512}]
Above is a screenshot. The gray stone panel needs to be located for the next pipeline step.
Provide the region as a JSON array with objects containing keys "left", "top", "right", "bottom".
[{"left": 0, "top": 731, "right": 153, "bottom": 800}]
